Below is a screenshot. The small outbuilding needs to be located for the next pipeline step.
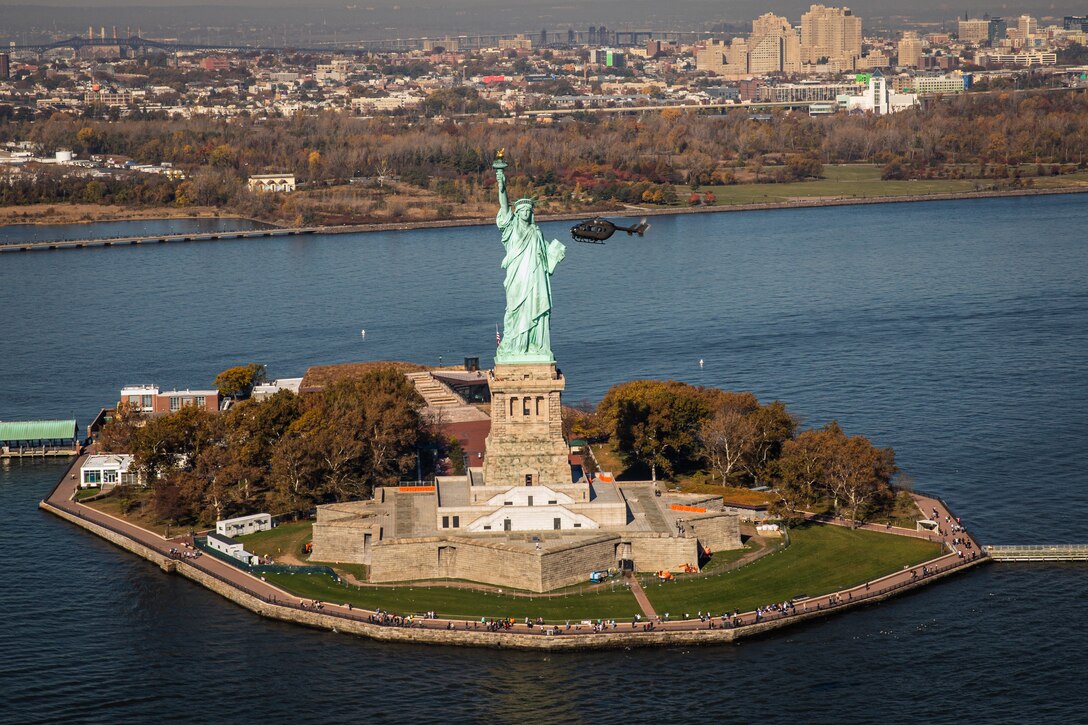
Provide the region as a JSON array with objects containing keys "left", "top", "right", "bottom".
[
  {"left": 205, "top": 532, "right": 257, "bottom": 565},
  {"left": 80, "top": 454, "right": 139, "bottom": 488},
  {"left": 216, "top": 513, "right": 273, "bottom": 537}
]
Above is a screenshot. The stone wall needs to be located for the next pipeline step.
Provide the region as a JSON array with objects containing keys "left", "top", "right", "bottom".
[
  {"left": 538, "top": 535, "right": 620, "bottom": 591},
  {"left": 311, "top": 520, "right": 372, "bottom": 564},
  {"left": 685, "top": 513, "right": 742, "bottom": 553},
  {"left": 628, "top": 534, "right": 701, "bottom": 572},
  {"left": 369, "top": 534, "right": 622, "bottom": 592}
]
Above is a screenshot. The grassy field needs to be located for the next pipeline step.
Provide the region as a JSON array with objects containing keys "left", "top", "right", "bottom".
[
  {"left": 236, "top": 520, "right": 313, "bottom": 561},
  {"left": 701, "top": 165, "right": 1088, "bottom": 206},
  {"left": 642, "top": 524, "right": 941, "bottom": 616},
  {"left": 259, "top": 572, "right": 643, "bottom": 621},
  {"left": 256, "top": 524, "right": 939, "bottom": 622}
]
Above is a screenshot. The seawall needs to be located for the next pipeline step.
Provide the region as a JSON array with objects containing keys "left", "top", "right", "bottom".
[{"left": 39, "top": 495, "right": 989, "bottom": 651}]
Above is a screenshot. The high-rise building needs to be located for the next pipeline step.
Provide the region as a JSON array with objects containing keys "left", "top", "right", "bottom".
[
  {"left": 0, "top": 53, "right": 9, "bottom": 80},
  {"left": 1017, "top": 15, "right": 1038, "bottom": 37},
  {"left": 988, "top": 18, "right": 1007, "bottom": 47},
  {"left": 957, "top": 18, "right": 990, "bottom": 44},
  {"left": 748, "top": 12, "right": 801, "bottom": 73},
  {"left": 1064, "top": 16, "right": 1088, "bottom": 32},
  {"left": 800, "top": 4, "right": 861, "bottom": 68},
  {"left": 898, "top": 31, "right": 923, "bottom": 68}
]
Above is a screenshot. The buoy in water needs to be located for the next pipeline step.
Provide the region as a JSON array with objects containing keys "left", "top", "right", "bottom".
[
  {"left": 360, "top": 329, "right": 366, "bottom": 338},
  {"left": 699, "top": 358, "right": 704, "bottom": 368}
]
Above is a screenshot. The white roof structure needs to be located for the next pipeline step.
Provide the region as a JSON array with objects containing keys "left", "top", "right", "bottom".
[{"left": 81, "top": 454, "right": 134, "bottom": 470}]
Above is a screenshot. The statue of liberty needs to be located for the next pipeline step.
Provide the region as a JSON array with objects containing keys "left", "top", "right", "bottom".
[{"left": 492, "top": 149, "right": 566, "bottom": 364}]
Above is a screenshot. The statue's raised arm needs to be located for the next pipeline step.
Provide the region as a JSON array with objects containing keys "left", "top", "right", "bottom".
[{"left": 493, "top": 148, "right": 509, "bottom": 216}]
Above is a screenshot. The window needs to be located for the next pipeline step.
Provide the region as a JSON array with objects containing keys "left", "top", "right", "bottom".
[
  {"left": 453, "top": 516, "right": 459, "bottom": 528},
  {"left": 536, "top": 396, "right": 544, "bottom": 416},
  {"left": 573, "top": 523, "right": 582, "bottom": 528},
  {"left": 83, "top": 470, "right": 101, "bottom": 484},
  {"left": 504, "top": 501, "right": 513, "bottom": 506},
  {"left": 548, "top": 500, "right": 557, "bottom": 505},
  {"left": 169, "top": 397, "right": 181, "bottom": 412},
  {"left": 523, "top": 398, "right": 531, "bottom": 416},
  {"left": 483, "top": 525, "right": 492, "bottom": 530},
  {"left": 527, "top": 496, "right": 534, "bottom": 507},
  {"left": 142, "top": 395, "right": 152, "bottom": 409},
  {"left": 510, "top": 397, "right": 517, "bottom": 417},
  {"left": 442, "top": 516, "right": 449, "bottom": 528},
  {"left": 103, "top": 470, "right": 118, "bottom": 484},
  {"left": 128, "top": 395, "right": 140, "bottom": 405},
  {"left": 525, "top": 474, "right": 533, "bottom": 486},
  {"left": 504, "top": 519, "right": 512, "bottom": 532},
  {"left": 553, "top": 518, "right": 561, "bottom": 530},
  {"left": 195, "top": 396, "right": 206, "bottom": 408}
]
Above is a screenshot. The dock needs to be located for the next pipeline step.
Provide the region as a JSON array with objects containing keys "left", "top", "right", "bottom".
[{"left": 985, "top": 545, "right": 1088, "bottom": 561}]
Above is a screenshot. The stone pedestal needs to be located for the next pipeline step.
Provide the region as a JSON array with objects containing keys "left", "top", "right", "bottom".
[{"left": 482, "top": 363, "right": 570, "bottom": 487}]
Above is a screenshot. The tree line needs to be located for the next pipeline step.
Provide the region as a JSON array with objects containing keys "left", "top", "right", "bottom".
[
  {"left": 574, "top": 379, "right": 899, "bottom": 523},
  {"left": 4, "top": 89, "right": 1088, "bottom": 221},
  {"left": 97, "top": 367, "right": 434, "bottom": 526}
]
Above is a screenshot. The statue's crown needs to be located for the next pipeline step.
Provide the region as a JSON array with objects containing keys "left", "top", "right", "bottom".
[{"left": 514, "top": 197, "right": 536, "bottom": 210}]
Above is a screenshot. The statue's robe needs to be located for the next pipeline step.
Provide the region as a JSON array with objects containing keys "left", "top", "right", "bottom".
[{"left": 496, "top": 206, "right": 566, "bottom": 361}]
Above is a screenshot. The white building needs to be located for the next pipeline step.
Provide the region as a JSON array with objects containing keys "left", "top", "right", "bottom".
[
  {"left": 216, "top": 513, "right": 274, "bottom": 537},
  {"left": 247, "top": 174, "right": 296, "bottom": 193},
  {"left": 839, "top": 73, "right": 918, "bottom": 114},
  {"left": 80, "top": 454, "right": 139, "bottom": 488},
  {"left": 251, "top": 378, "right": 303, "bottom": 401},
  {"left": 205, "top": 532, "right": 258, "bottom": 565}
]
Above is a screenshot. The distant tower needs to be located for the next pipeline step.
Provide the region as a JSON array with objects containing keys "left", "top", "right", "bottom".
[
  {"left": 599, "top": 25, "right": 608, "bottom": 45},
  {"left": 88, "top": 25, "right": 94, "bottom": 40},
  {"left": 0, "top": 53, "right": 9, "bottom": 81},
  {"left": 567, "top": 28, "right": 575, "bottom": 45},
  {"left": 588, "top": 25, "right": 597, "bottom": 44},
  {"left": 540, "top": 27, "right": 547, "bottom": 47}
]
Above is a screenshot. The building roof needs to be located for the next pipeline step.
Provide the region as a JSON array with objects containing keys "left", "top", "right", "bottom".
[
  {"left": 218, "top": 513, "right": 271, "bottom": 525},
  {"left": 207, "top": 532, "right": 241, "bottom": 547},
  {"left": 81, "top": 454, "right": 133, "bottom": 470},
  {"left": 0, "top": 419, "right": 76, "bottom": 442}
]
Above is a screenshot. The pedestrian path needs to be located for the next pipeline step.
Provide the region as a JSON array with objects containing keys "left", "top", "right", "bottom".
[{"left": 626, "top": 574, "right": 658, "bottom": 619}]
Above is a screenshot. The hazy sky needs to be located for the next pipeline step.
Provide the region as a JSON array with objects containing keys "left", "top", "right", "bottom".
[{"left": 0, "top": 1, "right": 1083, "bottom": 37}]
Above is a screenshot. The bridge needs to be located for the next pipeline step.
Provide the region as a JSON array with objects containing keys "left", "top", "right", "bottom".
[
  {"left": 0, "top": 226, "right": 317, "bottom": 252},
  {"left": 8, "top": 35, "right": 349, "bottom": 55},
  {"left": 985, "top": 545, "right": 1088, "bottom": 561}
]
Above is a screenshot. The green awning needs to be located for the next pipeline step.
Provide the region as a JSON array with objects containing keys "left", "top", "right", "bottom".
[{"left": 0, "top": 419, "right": 77, "bottom": 442}]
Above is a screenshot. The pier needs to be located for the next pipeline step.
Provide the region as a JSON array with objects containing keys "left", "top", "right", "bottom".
[{"left": 985, "top": 545, "right": 1088, "bottom": 561}]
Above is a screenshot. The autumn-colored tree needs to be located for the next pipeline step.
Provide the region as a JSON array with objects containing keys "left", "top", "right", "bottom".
[
  {"left": 214, "top": 363, "right": 267, "bottom": 398},
  {"left": 598, "top": 380, "right": 710, "bottom": 481}
]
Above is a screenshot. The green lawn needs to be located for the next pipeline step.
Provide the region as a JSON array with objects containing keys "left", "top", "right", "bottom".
[
  {"left": 642, "top": 524, "right": 940, "bottom": 616},
  {"left": 702, "top": 165, "right": 1088, "bottom": 206},
  {"left": 236, "top": 520, "right": 313, "bottom": 560},
  {"left": 259, "top": 572, "right": 643, "bottom": 622},
  {"left": 74, "top": 487, "right": 101, "bottom": 501}
]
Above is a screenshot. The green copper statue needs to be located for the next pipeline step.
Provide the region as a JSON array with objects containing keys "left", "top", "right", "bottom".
[{"left": 493, "top": 149, "right": 566, "bottom": 364}]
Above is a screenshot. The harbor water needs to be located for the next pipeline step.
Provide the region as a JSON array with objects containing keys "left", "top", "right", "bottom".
[{"left": 1, "top": 195, "right": 1086, "bottom": 723}]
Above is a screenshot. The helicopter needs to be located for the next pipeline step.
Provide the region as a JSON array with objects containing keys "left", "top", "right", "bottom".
[{"left": 570, "top": 217, "right": 650, "bottom": 244}]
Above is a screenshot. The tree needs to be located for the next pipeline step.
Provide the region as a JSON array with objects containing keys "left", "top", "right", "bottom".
[
  {"left": 776, "top": 421, "right": 896, "bottom": 523},
  {"left": 214, "top": 363, "right": 267, "bottom": 399},
  {"left": 95, "top": 401, "right": 143, "bottom": 452},
  {"left": 269, "top": 367, "right": 425, "bottom": 508},
  {"left": 598, "top": 380, "right": 709, "bottom": 481},
  {"left": 698, "top": 391, "right": 759, "bottom": 483}
]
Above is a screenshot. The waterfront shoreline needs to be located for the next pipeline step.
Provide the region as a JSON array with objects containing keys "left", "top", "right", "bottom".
[
  {"left": 4, "top": 185, "right": 1085, "bottom": 249},
  {"left": 40, "top": 457, "right": 988, "bottom": 651}
]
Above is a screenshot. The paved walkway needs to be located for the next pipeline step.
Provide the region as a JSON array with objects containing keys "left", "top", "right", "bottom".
[
  {"left": 626, "top": 574, "right": 658, "bottom": 619},
  {"left": 44, "top": 467, "right": 985, "bottom": 640}
]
